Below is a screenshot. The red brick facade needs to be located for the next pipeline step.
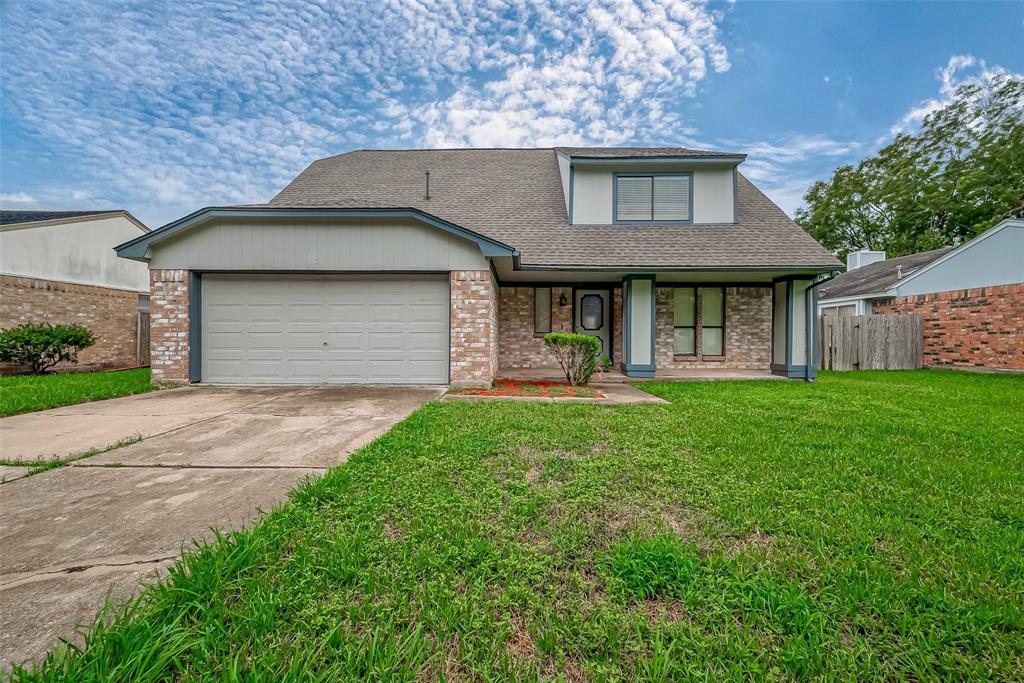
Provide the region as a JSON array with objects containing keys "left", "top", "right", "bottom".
[
  {"left": 871, "top": 284, "right": 1024, "bottom": 370},
  {"left": 450, "top": 270, "right": 499, "bottom": 387},
  {"left": 497, "top": 286, "right": 573, "bottom": 368},
  {"left": 655, "top": 286, "right": 773, "bottom": 370},
  {"left": 0, "top": 274, "right": 143, "bottom": 374},
  {"left": 149, "top": 269, "right": 191, "bottom": 384}
]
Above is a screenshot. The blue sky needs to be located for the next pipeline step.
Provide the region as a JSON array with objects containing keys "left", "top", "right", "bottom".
[{"left": 1, "top": 1, "right": 1021, "bottom": 228}]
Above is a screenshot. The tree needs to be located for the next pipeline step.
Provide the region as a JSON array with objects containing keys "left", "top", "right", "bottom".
[{"left": 796, "top": 75, "right": 1024, "bottom": 259}]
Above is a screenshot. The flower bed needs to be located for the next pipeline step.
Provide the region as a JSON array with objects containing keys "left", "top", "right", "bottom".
[{"left": 449, "top": 379, "right": 603, "bottom": 398}]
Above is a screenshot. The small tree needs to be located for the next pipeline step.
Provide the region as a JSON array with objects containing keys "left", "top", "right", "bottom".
[
  {"left": 0, "top": 323, "right": 95, "bottom": 375},
  {"left": 544, "top": 333, "right": 600, "bottom": 386}
]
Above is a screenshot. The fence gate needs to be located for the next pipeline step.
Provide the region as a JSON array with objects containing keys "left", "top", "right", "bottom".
[{"left": 819, "top": 314, "right": 923, "bottom": 371}]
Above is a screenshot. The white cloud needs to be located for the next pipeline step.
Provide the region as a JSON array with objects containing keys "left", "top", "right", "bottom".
[
  {"left": 887, "top": 54, "right": 1021, "bottom": 138},
  {"left": 0, "top": 193, "right": 37, "bottom": 204},
  {"left": 1, "top": 1, "right": 732, "bottom": 225}
]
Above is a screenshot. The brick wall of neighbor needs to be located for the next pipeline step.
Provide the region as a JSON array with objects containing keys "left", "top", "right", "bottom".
[
  {"left": 872, "top": 284, "right": 1024, "bottom": 370},
  {"left": 655, "top": 286, "right": 773, "bottom": 369},
  {"left": 450, "top": 270, "right": 499, "bottom": 386},
  {"left": 0, "top": 274, "right": 141, "bottom": 374},
  {"left": 497, "top": 286, "right": 573, "bottom": 368},
  {"left": 149, "top": 269, "right": 190, "bottom": 384}
]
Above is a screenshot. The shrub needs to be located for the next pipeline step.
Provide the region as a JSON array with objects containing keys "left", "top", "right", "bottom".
[
  {"left": 543, "top": 332, "right": 600, "bottom": 386},
  {"left": 0, "top": 323, "right": 96, "bottom": 375}
]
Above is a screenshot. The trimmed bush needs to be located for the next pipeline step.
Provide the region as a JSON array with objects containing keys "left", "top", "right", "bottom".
[
  {"left": 543, "top": 332, "right": 600, "bottom": 386},
  {"left": 0, "top": 323, "right": 96, "bottom": 375}
]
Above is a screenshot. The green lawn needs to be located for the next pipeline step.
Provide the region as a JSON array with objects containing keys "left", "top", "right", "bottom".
[
  {"left": 0, "top": 368, "right": 157, "bottom": 417},
  {"left": 15, "top": 371, "right": 1024, "bottom": 680}
]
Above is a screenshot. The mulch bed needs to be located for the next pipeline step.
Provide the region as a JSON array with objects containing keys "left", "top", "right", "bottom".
[{"left": 449, "top": 379, "right": 604, "bottom": 398}]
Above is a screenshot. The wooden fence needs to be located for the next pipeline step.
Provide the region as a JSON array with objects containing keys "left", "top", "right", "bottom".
[
  {"left": 819, "top": 314, "right": 923, "bottom": 371},
  {"left": 137, "top": 311, "right": 150, "bottom": 366}
]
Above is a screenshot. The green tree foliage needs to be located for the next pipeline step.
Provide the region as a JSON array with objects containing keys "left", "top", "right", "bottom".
[
  {"left": 796, "top": 76, "right": 1024, "bottom": 259},
  {"left": 0, "top": 323, "right": 96, "bottom": 374}
]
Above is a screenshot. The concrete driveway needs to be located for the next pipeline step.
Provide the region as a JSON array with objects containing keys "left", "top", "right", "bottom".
[{"left": 0, "top": 384, "right": 443, "bottom": 671}]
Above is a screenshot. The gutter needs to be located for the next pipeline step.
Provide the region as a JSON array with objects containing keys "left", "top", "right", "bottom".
[{"left": 804, "top": 270, "right": 842, "bottom": 382}]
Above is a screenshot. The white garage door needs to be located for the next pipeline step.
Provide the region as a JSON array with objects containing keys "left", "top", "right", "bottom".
[{"left": 201, "top": 275, "right": 449, "bottom": 384}]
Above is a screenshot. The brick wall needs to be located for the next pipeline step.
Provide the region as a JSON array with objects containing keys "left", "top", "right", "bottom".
[
  {"left": 613, "top": 287, "right": 623, "bottom": 368},
  {"left": 655, "top": 286, "right": 772, "bottom": 369},
  {"left": 497, "top": 286, "right": 573, "bottom": 368},
  {"left": 150, "top": 269, "right": 190, "bottom": 384},
  {"left": 872, "top": 284, "right": 1024, "bottom": 370},
  {"left": 450, "top": 270, "right": 499, "bottom": 387},
  {"left": 0, "top": 274, "right": 141, "bottom": 374}
]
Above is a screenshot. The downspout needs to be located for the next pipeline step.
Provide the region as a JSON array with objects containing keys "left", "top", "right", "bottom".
[{"left": 804, "top": 270, "right": 841, "bottom": 382}]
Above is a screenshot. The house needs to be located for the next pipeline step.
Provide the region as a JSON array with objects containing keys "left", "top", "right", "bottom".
[
  {"left": 1, "top": 210, "right": 151, "bottom": 373},
  {"left": 818, "top": 219, "right": 1024, "bottom": 370},
  {"left": 115, "top": 148, "right": 842, "bottom": 387}
]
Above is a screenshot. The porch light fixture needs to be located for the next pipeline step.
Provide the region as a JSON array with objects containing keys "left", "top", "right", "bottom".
[{"left": 559, "top": 293, "right": 568, "bottom": 307}]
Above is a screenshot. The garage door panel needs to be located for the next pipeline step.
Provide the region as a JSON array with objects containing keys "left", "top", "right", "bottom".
[{"left": 202, "top": 275, "right": 449, "bottom": 384}]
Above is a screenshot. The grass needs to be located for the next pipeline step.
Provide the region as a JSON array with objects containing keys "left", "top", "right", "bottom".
[
  {"left": 12, "top": 370, "right": 1024, "bottom": 680},
  {"left": 0, "top": 433, "right": 143, "bottom": 478},
  {"left": 0, "top": 368, "right": 158, "bottom": 417}
]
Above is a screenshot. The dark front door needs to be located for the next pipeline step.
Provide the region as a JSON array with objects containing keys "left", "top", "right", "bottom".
[{"left": 574, "top": 289, "right": 610, "bottom": 359}]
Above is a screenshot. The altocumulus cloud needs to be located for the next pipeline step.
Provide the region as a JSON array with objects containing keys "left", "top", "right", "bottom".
[{"left": 1, "top": 0, "right": 731, "bottom": 226}]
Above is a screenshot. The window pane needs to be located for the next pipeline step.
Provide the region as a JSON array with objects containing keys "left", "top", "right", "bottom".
[
  {"left": 580, "top": 294, "right": 603, "bottom": 331},
  {"left": 534, "top": 288, "right": 551, "bottom": 333},
  {"left": 616, "top": 176, "right": 652, "bottom": 221},
  {"left": 653, "top": 176, "right": 689, "bottom": 221},
  {"left": 673, "top": 288, "right": 695, "bottom": 326},
  {"left": 702, "top": 327, "right": 723, "bottom": 355},
  {"left": 674, "top": 327, "right": 695, "bottom": 355},
  {"left": 701, "top": 288, "right": 724, "bottom": 326}
]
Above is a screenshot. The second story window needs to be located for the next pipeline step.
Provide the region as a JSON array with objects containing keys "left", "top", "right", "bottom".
[{"left": 615, "top": 173, "right": 692, "bottom": 223}]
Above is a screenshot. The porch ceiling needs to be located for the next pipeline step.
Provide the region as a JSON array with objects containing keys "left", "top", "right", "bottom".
[{"left": 493, "top": 257, "right": 827, "bottom": 285}]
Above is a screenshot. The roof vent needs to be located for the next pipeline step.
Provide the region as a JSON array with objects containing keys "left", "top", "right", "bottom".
[
  {"left": 847, "top": 249, "right": 886, "bottom": 271},
  {"left": 424, "top": 171, "right": 430, "bottom": 200}
]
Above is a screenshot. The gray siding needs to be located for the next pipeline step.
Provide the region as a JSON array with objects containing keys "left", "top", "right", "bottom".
[
  {"left": 149, "top": 217, "right": 489, "bottom": 271},
  {"left": 892, "top": 223, "right": 1024, "bottom": 296}
]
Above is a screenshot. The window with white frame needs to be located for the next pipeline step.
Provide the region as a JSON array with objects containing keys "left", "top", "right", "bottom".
[{"left": 615, "top": 174, "right": 691, "bottom": 222}]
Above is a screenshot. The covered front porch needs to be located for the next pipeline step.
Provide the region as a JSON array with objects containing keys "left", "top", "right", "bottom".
[
  {"left": 494, "top": 269, "right": 826, "bottom": 382},
  {"left": 498, "top": 367, "right": 784, "bottom": 383}
]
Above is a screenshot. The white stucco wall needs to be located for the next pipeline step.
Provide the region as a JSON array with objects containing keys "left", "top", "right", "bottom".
[
  {"left": 0, "top": 214, "right": 149, "bottom": 292},
  {"left": 570, "top": 164, "right": 736, "bottom": 224},
  {"left": 891, "top": 222, "right": 1024, "bottom": 296}
]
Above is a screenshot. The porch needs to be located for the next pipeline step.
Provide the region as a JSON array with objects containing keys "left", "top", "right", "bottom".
[
  {"left": 497, "top": 367, "right": 784, "bottom": 383},
  {"left": 496, "top": 276, "right": 819, "bottom": 382}
]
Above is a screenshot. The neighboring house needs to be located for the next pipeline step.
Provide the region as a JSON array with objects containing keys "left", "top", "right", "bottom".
[
  {"left": 818, "top": 219, "right": 1024, "bottom": 371},
  {"left": 115, "top": 148, "right": 842, "bottom": 387},
  {"left": 1, "top": 210, "right": 151, "bottom": 373}
]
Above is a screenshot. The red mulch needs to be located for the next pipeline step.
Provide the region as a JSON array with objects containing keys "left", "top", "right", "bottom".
[{"left": 451, "top": 379, "right": 603, "bottom": 398}]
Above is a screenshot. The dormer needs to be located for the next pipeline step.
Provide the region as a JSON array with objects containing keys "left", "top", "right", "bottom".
[{"left": 556, "top": 148, "right": 746, "bottom": 225}]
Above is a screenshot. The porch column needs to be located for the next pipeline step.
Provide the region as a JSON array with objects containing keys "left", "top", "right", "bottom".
[
  {"left": 621, "top": 274, "right": 656, "bottom": 377},
  {"left": 771, "top": 277, "right": 817, "bottom": 379}
]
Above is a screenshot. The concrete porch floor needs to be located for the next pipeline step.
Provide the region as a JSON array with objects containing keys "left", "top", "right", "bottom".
[{"left": 498, "top": 367, "right": 785, "bottom": 382}]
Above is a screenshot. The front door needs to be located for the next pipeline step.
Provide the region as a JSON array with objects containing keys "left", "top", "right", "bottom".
[{"left": 574, "top": 289, "right": 611, "bottom": 359}]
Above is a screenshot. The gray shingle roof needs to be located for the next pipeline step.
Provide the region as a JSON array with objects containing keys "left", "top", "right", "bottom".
[
  {"left": 0, "top": 210, "right": 120, "bottom": 226},
  {"left": 268, "top": 148, "right": 841, "bottom": 269},
  {"left": 818, "top": 247, "right": 955, "bottom": 300}
]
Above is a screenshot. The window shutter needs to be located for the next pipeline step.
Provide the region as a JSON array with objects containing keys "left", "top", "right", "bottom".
[
  {"left": 653, "top": 176, "right": 689, "bottom": 221},
  {"left": 534, "top": 288, "right": 551, "bottom": 334},
  {"left": 616, "top": 176, "right": 653, "bottom": 221}
]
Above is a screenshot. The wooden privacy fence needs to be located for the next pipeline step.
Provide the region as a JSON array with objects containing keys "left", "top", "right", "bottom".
[
  {"left": 820, "top": 314, "right": 923, "bottom": 371},
  {"left": 137, "top": 310, "right": 151, "bottom": 366}
]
